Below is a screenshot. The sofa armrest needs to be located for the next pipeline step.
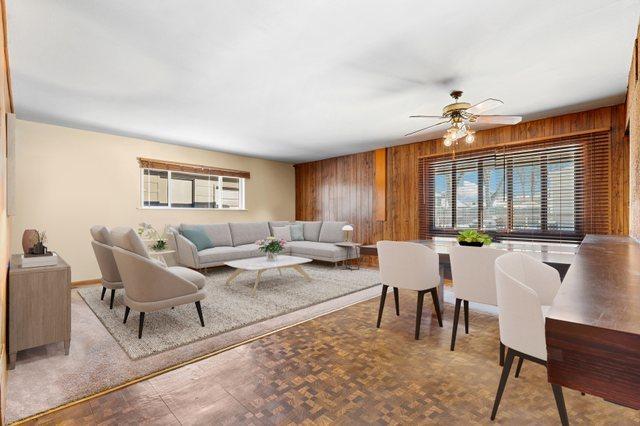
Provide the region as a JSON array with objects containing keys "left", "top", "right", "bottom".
[{"left": 173, "top": 233, "right": 199, "bottom": 268}]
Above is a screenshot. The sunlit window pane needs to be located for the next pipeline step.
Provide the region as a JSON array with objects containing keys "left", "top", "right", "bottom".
[
  {"left": 142, "top": 170, "right": 168, "bottom": 207},
  {"left": 456, "top": 168, "right": 478, "bottom": 229}
]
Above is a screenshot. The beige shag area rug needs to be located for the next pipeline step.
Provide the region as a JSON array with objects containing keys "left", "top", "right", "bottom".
[{"left": 79, "top": 264, "right": 379, "bottom": 359}]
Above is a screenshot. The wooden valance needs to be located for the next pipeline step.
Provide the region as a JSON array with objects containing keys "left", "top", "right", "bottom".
[{"left": 137, "top": 157, "right": 250, "bottom": 179}]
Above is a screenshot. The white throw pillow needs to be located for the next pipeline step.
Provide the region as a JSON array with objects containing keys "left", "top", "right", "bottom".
[{"left": 272, "top": 226, "right": 292, "bottom": 242}]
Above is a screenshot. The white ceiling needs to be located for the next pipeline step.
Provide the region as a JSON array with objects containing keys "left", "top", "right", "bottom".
[{"left": 7, "top": 0, "right": 640, "bottom": 163}]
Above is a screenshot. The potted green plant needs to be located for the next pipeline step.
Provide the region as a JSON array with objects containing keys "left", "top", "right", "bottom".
[
  {"left": 457, "top": 229, "right": 492, "bottom": 247},
  {"left": 137, "top": 222, "right": 167, "bottom": 252},
  {"left": 256, "top": 237, "right": 286, "bottom": 261}
]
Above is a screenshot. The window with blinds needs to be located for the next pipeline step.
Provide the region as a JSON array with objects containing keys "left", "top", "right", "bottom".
[{"left": 418, "top": 131, "right": 611, "bottom": 243}]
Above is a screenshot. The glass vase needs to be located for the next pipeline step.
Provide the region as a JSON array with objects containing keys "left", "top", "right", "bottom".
[{"left": 267, "top": 252, "right": 278, "bottom": 261}]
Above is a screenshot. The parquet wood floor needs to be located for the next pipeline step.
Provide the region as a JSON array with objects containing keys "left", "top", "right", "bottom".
[{"left": 22, "top": 289, "right": 639, "bottom": 425}]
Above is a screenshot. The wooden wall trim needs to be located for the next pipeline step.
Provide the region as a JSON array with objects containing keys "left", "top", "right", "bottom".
[
  {"left": 137, "top": 157, "right": 250, "bottom": 179},
  {"left": 373, "top": 148, "right": 386, "bottom": 221},
  {"left": 1, "top": 0, "right": 11, "bottom": 113},
  {"left": 416, "top": 127, "right": 611, "bottom": 160}
]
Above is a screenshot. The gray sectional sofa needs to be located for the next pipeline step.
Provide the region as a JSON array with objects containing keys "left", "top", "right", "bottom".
[{"left": 167, "top": 221, "right": 357, "bottom": 269}]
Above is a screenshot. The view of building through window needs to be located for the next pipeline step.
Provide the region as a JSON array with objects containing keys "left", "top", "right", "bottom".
[{"left": 142, "top": 169, "right": 244, "bottom": 209}]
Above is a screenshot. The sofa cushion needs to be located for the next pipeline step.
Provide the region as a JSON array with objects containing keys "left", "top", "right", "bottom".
[
  {"left": 229, "top": 222, "right": 270, "bottom": 246},
  {"left": 296, "top": 221, "right": 322, "bottom": 242},
  {"left": 168, "top": 266, "right": 206, "bottom": 290},
  {"left": 198, "top": 246, "right": 249, "bottom": 264},
  {"left": 182, "top": 223, "right": 232, "bottom": 247},
  {"left": 272, "top": 226, "right": 292, "bottom": 242},
  {"left": 288, "top": 241, "right": 347, "bottom": 260},
  {"left": 180, "top": 226, "right": 214, "bottom": 251},
  {"left": 319, "top": 221, "right": 348, "bottom": 243},
  {"left": 234, "top": 243, "right": 263, "bottom": 258},
  {"left": 111, "top": 227, "right": 150, "bottom": 258},
  {"left": 269, "top": 221, "right": 290, "bottom": 235},
  {"left": 289, "top": 223, "right": 304, "bottom": 241},
  {"left": 90, "top": 225, "right": 112, "bottom": 246}
]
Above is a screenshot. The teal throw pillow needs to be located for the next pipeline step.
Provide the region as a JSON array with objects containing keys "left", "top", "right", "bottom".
[
  {"left": 181, "top": 227, "right": 213, "bottom": 251},
  {"left": 290, "top": 223, "right": 304, "bottom": 241}
]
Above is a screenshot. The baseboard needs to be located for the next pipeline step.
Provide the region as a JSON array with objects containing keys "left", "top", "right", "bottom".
[{"left": 71, "top": 278, "right": 101, "bottom": 288}]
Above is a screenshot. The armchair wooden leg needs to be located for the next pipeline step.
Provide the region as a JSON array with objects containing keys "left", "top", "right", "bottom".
[
  {"left": 393, "top": 287, "right": 400, "bottom": 316},
  {"left": 500, "top": 341, "right": 505, "bottom": 366},
  {"left": 491, "top": 347, "right": 515, "bottom": 420},
  {"left": 429, "top": 287, "right": 443, "bottom": 327},
  {"left": 515, "top": 357, "right": 524, "bottom": 378},
  {"left": 195, "top": 301, "right": 205, "bottom": 326},
  {"left": 415, "top": 290, "right": 426, "bottom": 340},
  {"left": 376, "top": 285, "right": 388, "bottom": 328},
  {"left": 463, "top": 300, "right": 469, "bottom": 334},
  {"left": 109, "top": 289, "right": 116, "bottom": 309},
  {"left": 551, "top": 384, "right": 569, "bottom": 426},
  {"left": 451, "top": 298, "right": 462, "bottom": 351},
  {"left": 123, "top": 306, "right": 130, "bottom": 324},
  {"left": 101, "top": 286, "right": 106, "bottom": 300},
  {"left": 138, "top": 312, "right": 145, "bottom": 339}
]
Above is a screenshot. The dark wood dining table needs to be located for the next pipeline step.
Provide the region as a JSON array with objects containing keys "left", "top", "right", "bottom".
[{"left": 546, "top": 235, "right": 640, "bottom": 410}]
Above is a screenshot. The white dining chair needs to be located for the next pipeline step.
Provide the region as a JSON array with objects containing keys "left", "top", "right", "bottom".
[
  {"left": 376, "top": 241, "right": 443, "bottom": 340},
  {"left": 492, "top": 252, "right": 568, "bottom": 425},
  {"left": 449, "top": 245, "right": 505, "bottom": 353}
]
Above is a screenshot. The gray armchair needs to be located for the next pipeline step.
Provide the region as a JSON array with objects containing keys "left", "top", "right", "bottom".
[
  {"left": 90, "top": 225, "right": 123, "bottom": 309},
  {"left": 110, "top": 227, "right": 207, "bottom": 338}
]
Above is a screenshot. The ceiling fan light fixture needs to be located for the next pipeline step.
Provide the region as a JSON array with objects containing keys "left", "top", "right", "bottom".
[
  {"left": 465, "top": 130, "right": 475, "bottom": 144},
  {"left": 443, "top": 137, "right": 453, "bottom": 147}
]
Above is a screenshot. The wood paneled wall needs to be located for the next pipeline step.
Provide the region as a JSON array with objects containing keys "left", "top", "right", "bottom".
[
  {"left": 295, "top": 105, "right": 629, "bottom": 262},
  {"left": 628, "top": 22, "right": 640, "bottom": 240},
  {"left": 0, "top": 0, "right": 11, "bottom": 422}
]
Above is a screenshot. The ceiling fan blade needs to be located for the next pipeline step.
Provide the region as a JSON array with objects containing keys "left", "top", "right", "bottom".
[
  {"left": 466, "top": 98, "right": 503, "bottom": 115},
  {"left": 409, "top": 115, "right": 446, "bottom": 119},
  {"left": 474, "top": 115, "right": 522, "bottom": 125},
  {"left": 404, "top": 121, "right": 448, "bottom": 137}
]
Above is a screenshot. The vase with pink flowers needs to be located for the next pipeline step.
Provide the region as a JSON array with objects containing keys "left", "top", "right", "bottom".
[{"left": 256, "top": 236, "right": 286, "bottom": 261}]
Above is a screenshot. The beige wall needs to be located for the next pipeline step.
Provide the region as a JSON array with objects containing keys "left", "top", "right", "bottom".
[{"left": 12, "top": 119, "right": 296, "bottom": 281}]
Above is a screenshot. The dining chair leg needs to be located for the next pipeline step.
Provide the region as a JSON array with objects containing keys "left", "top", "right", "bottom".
[
  {"left": 491, "top": 347, "right": 515, "bottom": 420},
  {"left": 450, "top": 298, "right": 462, "bottom": 351},
  {"left": 551, "top": 384, "right": 570, "bottom": 426},
  {"left": 393, "top": 287, "right": 400, "bottom": 316},
  {"left": 499, "top": 341, "right": 505, "bottom": 366},
  {"left": 138, "top": 312, "right": 145, "bottom": 339},
  {"left": 376, "top": 285, "right": 388, "bottom": 328},
  {"left": 109, "top": 289, "right": 116, "bottom": 310},
  {"left": 515, "top": 357, "right": 524, "bottom": 378},
  {"left": 429, "top": 288, "right": 443, "bottom": 327},
  {"left": 123, "top": 306, "right": 130, "bottom": 324},
  {"left": 195, "top": 301, "right": 205, "bottom": 326},
  {"left": 463, "top": 300, "right": 469, "bottom": 334},
  {"left": 415, "top": 290, "right": 426, "bottom": 340},
  {"left": 100, "top": 286, "right": 106, "bottom": 301}
]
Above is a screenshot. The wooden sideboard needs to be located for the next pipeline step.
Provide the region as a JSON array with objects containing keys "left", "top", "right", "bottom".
[
  {"left": 546, "top": 235, "right": 640, "bottom": 409},
  {"left": 8, "top": 254, "right": 71, "bottom": 370}
]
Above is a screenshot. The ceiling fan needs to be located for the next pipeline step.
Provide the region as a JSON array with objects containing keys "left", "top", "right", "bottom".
[{"left": 405, "top": 90, "right": 522, "bottom": 147}]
